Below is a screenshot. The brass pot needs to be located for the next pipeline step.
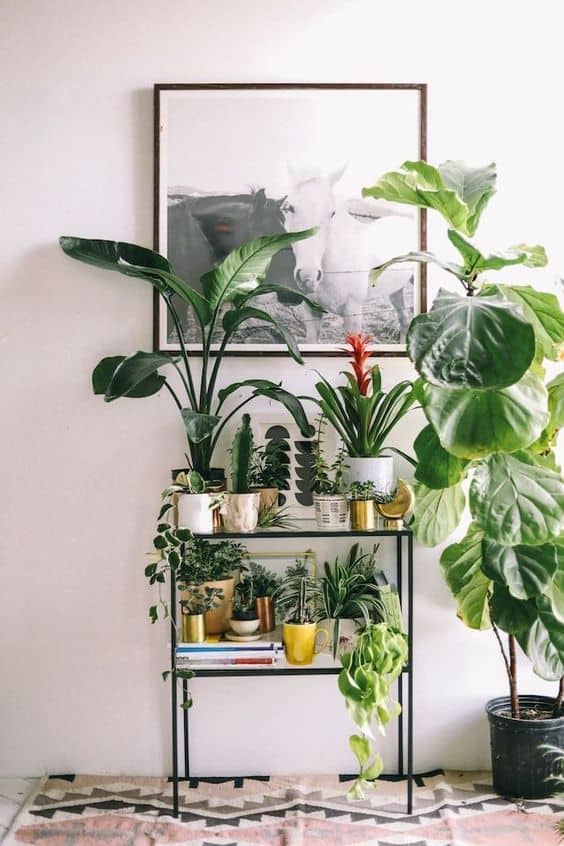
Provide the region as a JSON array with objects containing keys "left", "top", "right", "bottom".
[
  {"left": 350, "top": 500, "right": 377, "bottom": 531},
  {"left": 256, "top": 596, "right": 275, "bottom": 633},
  {"left": 181, "top": 613, "right": 205, "bottom": 643}
]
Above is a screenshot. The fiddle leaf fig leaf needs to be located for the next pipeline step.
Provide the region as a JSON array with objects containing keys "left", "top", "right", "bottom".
[
  {"left": 482, "top": 540, "right": 557, "bottom": 600},
  {"left": 414, "top": 424, "right": 470, "bottom": 488},
  {"left": 412, "top": 482, "right": 466, "bottom": 547},
  {"left": 469, "top": 452, "right": 564, "bottom": 546},
  {"left": 421, "top": 372, "right": 549, "bottom": 459},
  {"left": 440, "top": 524, "right": 491, "bottom": 630},
  {"left": 180, "top": 410, "right": 221, "bottom": 444},
  {"left": 407, "top": 288, "right": 535, "bottom": 389},
  {"left": 201, "top": 229, "right": 314, "bottom": 311},
  {"left": 362, "top": 160, "right": 496, "bottom": 236},
  {"left": 104, "top": 351, "right": 174, "bottom": 401},
  {"left": 447, "top": 231, "right": 547, "bottom": 275},
  {"left": 532, "top": 373, "right": 564, "bottom": 452},
  {"left": 498, "top": 285, "right": 564, "bottom": 361},
  {"left": 369, "top": 251, "right": 464, "bottom": 284}
]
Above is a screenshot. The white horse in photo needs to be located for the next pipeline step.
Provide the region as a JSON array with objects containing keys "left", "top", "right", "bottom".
[{"left": 282, "top": 165, "right": 414, "bottom": 343}]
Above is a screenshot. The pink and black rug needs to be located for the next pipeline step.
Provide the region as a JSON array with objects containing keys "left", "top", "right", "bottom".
[{"left": 4, "top": 771, "right": 563, "bottom": 845}]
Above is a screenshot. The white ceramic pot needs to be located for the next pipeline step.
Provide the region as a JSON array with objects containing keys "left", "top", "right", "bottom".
[
  {"left": 345, "top": 456, "right": 395, "bottom": 494},
  {"left": 229, "top": 617, "right": 260, "bottom": 636},
  {"left": 176, "top": 493, "right": 214, "bottom": 534},
  {"left": 221, "top": 492, "right": 260, "bottom": 533},
  {"left": 319, "top": 617, "right": 358, "bottom": 656},
  {"left": 313, "top": 495, "right": 349, "bottom": 530}
]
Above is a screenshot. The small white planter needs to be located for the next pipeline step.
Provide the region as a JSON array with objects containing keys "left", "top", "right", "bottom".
[
  {"left": 313, "top": 495, "right": 349, "bottom": 530},
  {"left": 221, "top": 492, "right": 260, "bottom": 533},
  {"left": 229, "top": 617, "right": 260, "bottom": 636},
  {"left": 319, "top": 617, "right": 358, "bottom": 656},
  {"left": 345, "top": 456, "right": 395, "bottom": 494},
  {"left": 176, "top": 493, "right": 215, "bottom": 534}
]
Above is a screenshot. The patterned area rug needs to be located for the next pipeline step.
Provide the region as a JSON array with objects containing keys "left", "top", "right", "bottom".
[{"left": 4, "top": 771, "right": 563, "bottom": 845}]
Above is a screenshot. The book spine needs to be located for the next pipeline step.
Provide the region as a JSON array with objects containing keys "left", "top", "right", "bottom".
[
  {"left": 177, "top": 650, "right": 281, "bottom": 661},
  {"left": 176, "top": 657, "right": 278, "bottom": 667},
  {"left": 176, "top": 644, "right": 282, "bottom": 652}
]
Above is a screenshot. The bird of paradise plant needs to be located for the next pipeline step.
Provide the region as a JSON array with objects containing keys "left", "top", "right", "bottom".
[
  {"left": 312, "top": 333, "right": 416, "bottom": 461},
  {"left": 59, "top": 231, "right": 322, "bottom": 476}
]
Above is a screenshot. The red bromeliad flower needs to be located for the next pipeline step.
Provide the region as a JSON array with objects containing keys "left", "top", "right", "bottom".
[{"left": 343, "top": 333, "right": 374, "bottom": 395}]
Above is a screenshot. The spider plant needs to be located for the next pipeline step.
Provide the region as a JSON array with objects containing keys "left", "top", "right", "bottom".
[
  {"left": 59, "top": 231, "right": 321, "bottom": 476},
  {"left": 311, "top": 333, "right": 416, "bottom": 462},
  {"left": 273, "top": 563, "right": 318, "bottom": 625}
]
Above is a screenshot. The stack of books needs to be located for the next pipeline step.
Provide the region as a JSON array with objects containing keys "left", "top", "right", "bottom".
[
  {"left": 374, "top": 571, "right": 405, "bottom": 632},
  {"left": 176, "top": 639, "right": 284, "bottom": 668}
]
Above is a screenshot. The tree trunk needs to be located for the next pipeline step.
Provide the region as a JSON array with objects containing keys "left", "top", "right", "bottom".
[{"left": 509, "top": 635, "right": 520, "bottom": 719}]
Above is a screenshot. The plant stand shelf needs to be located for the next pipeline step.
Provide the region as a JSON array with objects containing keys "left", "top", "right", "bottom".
[{"left": 168, "top": 525, "right": 414, "bottom": 816}]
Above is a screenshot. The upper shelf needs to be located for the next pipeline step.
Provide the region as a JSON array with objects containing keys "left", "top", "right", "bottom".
[{"left": 194, "top": 518, "right": 412, "bottom": 539}]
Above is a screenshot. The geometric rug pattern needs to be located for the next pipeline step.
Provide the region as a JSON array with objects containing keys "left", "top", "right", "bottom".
[{"left": 4, "top": 771, "right": 564, "bottom": 845}]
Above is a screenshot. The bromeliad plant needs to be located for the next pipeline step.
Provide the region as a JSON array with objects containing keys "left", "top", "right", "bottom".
[
  {"left": 364, "top": 159, "right": 564, "bottom": 714},
  {"left": 339, "top": 623, "right": 408, "bottom": 799},
  {"left": 313, "top": 333, "right": 416, "bottom": 461},
  {"left": 59, "top": 232, "right": 320, "bottom": 476}
]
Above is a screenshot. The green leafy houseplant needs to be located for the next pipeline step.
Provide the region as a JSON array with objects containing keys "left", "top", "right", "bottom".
[
  {"left": 311, "top": 333, "right": 415, "bottom": 462},
  {"left": 250, "top": 437, "right": 291, "bottom": 490},
  {"left": 231, "top": 572, "right": 258, "bottom": 620},
  {"left": 273, "top": 561, "right": 318, "bottom": 624},
  {"left": 180, "top": 585, "right": 224, "bottom": 616},
  {"left": 349, "top": 481, "right": 396, "bottom": 504},
  {"left": 311, "top": 421, "right": 348, "bottom": 496},
  {"left": 247, "top": 561, "right": 281, "bottom": 597},
  {"left": 338, "top": 622, "right": 408, "bottom": 799},
  {"left": 59, "top": 233, "right": 320, "bottom": 477},
  {"left": 364, "top": 159, "right": 564, "bottom": 721},
  {"left": 230, "top": 414, "right": 254, "bottom": 493}
]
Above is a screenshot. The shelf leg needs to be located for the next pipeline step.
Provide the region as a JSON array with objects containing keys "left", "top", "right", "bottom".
[
  {"left": 396, "top": 535, "right": 404, "bottom": 777},
  {"left": 407, "top": 531, "right": 414, "bottom": 815},
  {"left": 171, "top": 569, "right": 179, "bottom": 818},
  {"left": 183, "top": 679, "right": 190, "bottom": 779}
]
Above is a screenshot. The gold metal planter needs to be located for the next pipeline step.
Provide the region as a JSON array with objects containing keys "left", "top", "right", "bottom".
[
  {"left": 182, "top": 613, "right": 206, "bottom": 643},
  {"left": 350, "top": 500, "right": 377, "bottom": 531}
]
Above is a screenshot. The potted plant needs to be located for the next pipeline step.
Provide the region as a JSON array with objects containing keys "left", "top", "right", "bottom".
[
  {"left": 317, "top": 547, "right": 384, "bottom": 658},
  {"left": 249, "top": 561, "right": 282, "bottom": 633},
  {"left": 250, "top": 436, "right": 291, "bottom": 515},
  {"left": 348, "top": 481, "right": 396, "bottom": 532},
  {"left": 364, "top": 157, "right": 564, "bottom": 798},
  {"left": 311, "top": 422, "right": 349, "bottom": 529},
  {"left": 338, "top": 622, "right": 408, "bottom": 799},
  {"left": 229, "top": 571, "right": 260, "bottom": 636},
  {"left": 59, "top": 232, "right": 319, "bottom": 480},
  {"left": 180, "top": 585, "right": 224, "bottom": 643},
  {"left": 273, "top": 561, "right": 329, "bottom": 665},
  {"left": 162, "top": 469, "right": 220, "bottom": 534},
  {"left": 311, "top": 333, "right": 415, "bottom": 493},
  {"left": 222, "top": 414, "right": 261, "bottom": 533},
  {"left": 179, "top": 537, "right": 246, "bottom": 634}
]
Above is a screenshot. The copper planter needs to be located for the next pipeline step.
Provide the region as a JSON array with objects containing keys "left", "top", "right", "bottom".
[{"left": 256, "top": 596, "right": 275, "bottom": 633}]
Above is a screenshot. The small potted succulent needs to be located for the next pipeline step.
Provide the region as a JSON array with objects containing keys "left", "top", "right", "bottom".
[
  {"left": 310, "top": 333, "right": 415, "bottom": 495},
  {"left": 162, "top": 469, "right": 220, "bottom": 534},
  {"left": 317, "top": 546, "right": 384, "bottom": 658},
  {"left": 249, "top": 561, "right": 282, "bottom": 633},
  {"left": 180, "top": 585, "right": 224, "bottom": 643},
  {"left": 222, "top": 414, "right": 261, "bottom": 533},
  {"left": 250, "top": 435, "right": 291, "bottom": 516},
  {"left": 311, "top": 422, "right": 349, "bottom": 530},
  {"left": 273, "top": 561, "right": 328, "bottom": 665},
  {"left": 229, "top": 570, "right": 260, "bottom": 636},
  {"left": 348, "top": 481, "right": 396, "bottom": 531}
]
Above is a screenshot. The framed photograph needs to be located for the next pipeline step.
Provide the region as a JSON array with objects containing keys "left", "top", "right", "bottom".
[{"left": 154, "top": 83, "right": 427, "bottom": 356}]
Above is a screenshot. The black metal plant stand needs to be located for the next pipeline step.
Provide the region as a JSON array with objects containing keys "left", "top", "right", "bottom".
[{"left": 168, "top": 525, "right": 414, "bottom": 817}]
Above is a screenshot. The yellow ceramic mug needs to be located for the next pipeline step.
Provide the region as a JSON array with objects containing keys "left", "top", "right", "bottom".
[{"left": 283, "top": 622, "right": 329, "bottom": 666}]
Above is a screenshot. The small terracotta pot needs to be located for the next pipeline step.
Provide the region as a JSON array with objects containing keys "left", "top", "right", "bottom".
[{"left": 256, "top": 596, "right": 275, "bottom": 633}]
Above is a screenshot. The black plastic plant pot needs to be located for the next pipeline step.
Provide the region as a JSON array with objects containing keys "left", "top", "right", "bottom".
[
  {"left": 486, "top": 695, "right": 564, "bottom": 799},
  {"left": 171, "top": 467, "right": 225, "bottom": 483}
]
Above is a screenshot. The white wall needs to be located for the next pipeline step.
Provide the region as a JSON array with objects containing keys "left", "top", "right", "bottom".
[{"left": 1, "top": 0, "right": 563, "bottom": 777}]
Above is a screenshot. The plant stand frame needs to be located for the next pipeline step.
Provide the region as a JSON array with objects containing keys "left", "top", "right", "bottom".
[{"left": 168, "top": 526, "right": 414, "bottom": 816}]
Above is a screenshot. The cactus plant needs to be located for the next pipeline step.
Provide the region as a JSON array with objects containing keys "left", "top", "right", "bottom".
[{"left": 230, "top": 414, "right": 254, "bottom": 493}]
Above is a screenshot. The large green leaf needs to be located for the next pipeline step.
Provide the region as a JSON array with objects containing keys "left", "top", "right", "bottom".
[
  {"left": 369, "top": 251, "right": 464, "bottom": 284},
  {"left": 236, "top": 283, "right": 326, "bottom": 313},
  {"left": 469, "top": 451, "right": 564, "bottom": 545},
  {"left": 181, "top": 410, "right": 221, "bottom": 444},
  {"left": 407, "top": 288, "right": 535, "bottom": 390},
  {"left": 92, "top": 355, "right": 166, "bottom": 398},
  {"left": 218, "top": 379, "right": 315, "bottom": 438},
  {"left": 362, "top": 160, "right": 496, "bottom": 236},
  {"left": 414, "top": 424, "right": 470, "bottom": 488},
  {"left": 499, "top": 285, "right": 564, "bottom": 361},
  {"left": 222, "top": 307, "right": 303, "bottom": 364},
  {"left": 440, "top": 524, "right": 490, "bottom": 629},
  {"left": 59, "top": 236, "right": 211, "bottom": 327},
  {"left": 412, "top": 482, "right": 466, "bottom": 547},
  {"left": 491, "top": 585, "right": 564, "bottom": 680},
  {"left": 482, "top": 540, "right": 557, "bottom": 600},
  {"left": 447, "top": 230, "right": 547, "bottom": 274},
  {"left": 104, "top": 351, "right": 174, "bottom": 401},
  {"left": 201, "top": 230, "right": 314, "bottom": 311},
  {"left": 421, "top": 372, "right": 549, "bottom": 459},
  {"left": 550, "top": 539, "right": 564, "bottom": 623},
  {"left": 530, "top": 372, "right": 564, "bottom": 453}
]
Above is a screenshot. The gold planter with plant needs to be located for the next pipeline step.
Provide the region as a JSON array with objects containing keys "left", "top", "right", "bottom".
[{"left": 180, "top": 585, "right": 224, "bottom": 643}]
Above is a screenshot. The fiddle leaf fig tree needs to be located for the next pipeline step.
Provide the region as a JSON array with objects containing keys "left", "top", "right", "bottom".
[
  {"left": 60, "top": 232, "right": 320, "bottom": 475},
  {"left": 364, "top": 160, "right": 564, "bottom": 718}
]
